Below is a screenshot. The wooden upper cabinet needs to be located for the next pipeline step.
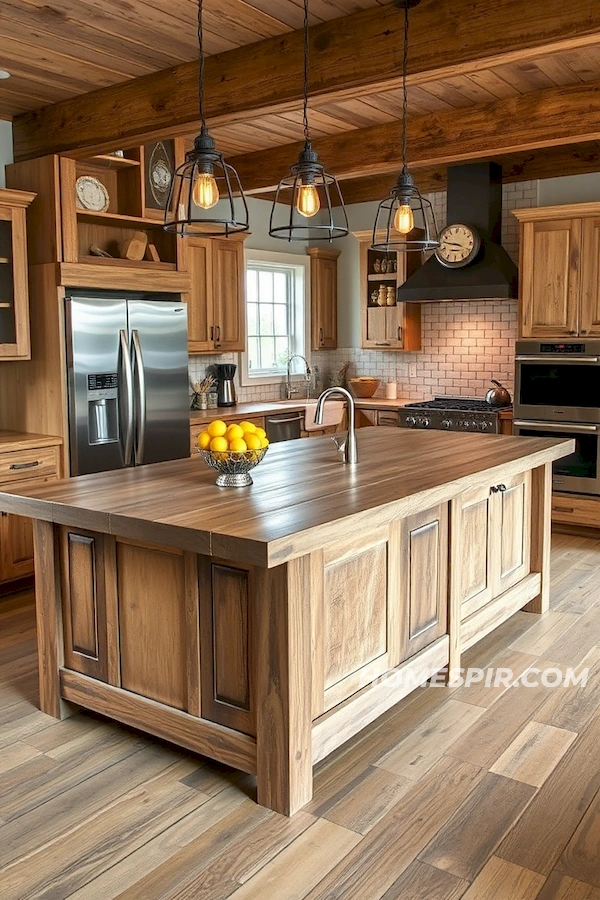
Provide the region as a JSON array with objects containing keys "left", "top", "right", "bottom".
[
  {"left": 354, "top": 230, "right": 422, "bottom": 351},
  {"left": 514, "top": 203, "right": 600, "bottom": 339},
  {"left": 308, "top": 247, "right": 340, "bottom": 351},
  {"left": 580, "top": 216, "right": 600, "bottom": 337},
  {"left": 0, "top": 188, "right": 36, "bottom": 360},
  {"left": 185, "top": 235, "right": 247, "bottom": 354}
]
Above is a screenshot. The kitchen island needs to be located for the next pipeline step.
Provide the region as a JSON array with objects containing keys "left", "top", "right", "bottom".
[{"left": 0, "top": 428, "right": 572, "bottom": 815}]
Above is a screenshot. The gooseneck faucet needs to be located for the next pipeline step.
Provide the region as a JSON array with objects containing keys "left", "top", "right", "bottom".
[
  {"left": 286, "top": 354, "right": 312, "bottom": 400},
  {"left": 315, "top": 387, "right": 358, "bottom": 465}
]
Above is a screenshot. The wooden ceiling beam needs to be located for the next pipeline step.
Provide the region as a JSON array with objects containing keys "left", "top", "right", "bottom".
[
  {"left": 337, "top": 143, "right": 600, "bottom": 205},
  {"left": 13, "top": 0, "right": 600, "bottom": 161},
  {"left": 230, "top": 79, "right": 600, "bottom": 194}
]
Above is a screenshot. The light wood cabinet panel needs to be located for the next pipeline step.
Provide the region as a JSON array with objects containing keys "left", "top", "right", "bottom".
[
  {"left": 355, "top": 229, "right": 422, "bottom": 351},
  {"left": 455, "top": 484, "right": 494, "bottom": 619},
  {"left": 397, "top": 503, "right": 448, "bottom": 662},
  {"left": 186, "top": 234, "right": 246, "bottom": 353},
  {"left": 308, "top": 247, "right": 339, "bottom": 350},
  {"left": 0, "top": 189, "right": 36, "bottom": 361},
  {"left": 580, "top": 216, "right": 600, "bottom": 336},
  {"left": 493, "top": 471, "right": 532, "bottom": 597},
  {"left": 519, "top": 218, "right": 581, "bottom": 338},
  {"left": 212, "top": 239, "right": 245, "bottom": 352},
  {"left": 453, "top": 472, "right": 532, "bottom": 622}
]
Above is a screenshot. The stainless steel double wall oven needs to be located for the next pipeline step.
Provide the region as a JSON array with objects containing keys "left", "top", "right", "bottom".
[{"left": 514, "top": 340, "right": 600, "bottom": 495}]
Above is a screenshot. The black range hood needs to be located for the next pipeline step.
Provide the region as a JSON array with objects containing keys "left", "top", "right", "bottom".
[{"left": 397, "top": 162, "right": 518, "bottom": 303}]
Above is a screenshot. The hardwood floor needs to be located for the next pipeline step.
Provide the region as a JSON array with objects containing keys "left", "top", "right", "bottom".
[{"left": 0, "top": 532, "right": 599, "bottom": 899}]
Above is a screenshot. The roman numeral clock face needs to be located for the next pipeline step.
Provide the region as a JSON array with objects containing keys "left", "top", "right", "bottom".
[{"left": 434, "top": 224, "right": 481, "bottom": 268}]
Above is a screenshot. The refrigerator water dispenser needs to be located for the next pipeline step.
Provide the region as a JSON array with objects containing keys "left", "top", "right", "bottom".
[{"left": 87, "top": 374, "right": 119, "bottom": 445}]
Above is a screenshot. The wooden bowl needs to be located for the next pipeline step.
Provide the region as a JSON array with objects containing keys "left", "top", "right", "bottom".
[{"left": 349, "top": 377, "right": 380, "bottom": 398}]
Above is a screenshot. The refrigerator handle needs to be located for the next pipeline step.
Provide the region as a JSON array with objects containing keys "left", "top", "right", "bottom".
[
  {"left": 119, "top": 329, "right": 134, "bottom": 466},
  {"left": 132, "top": 329, "right": 147, "bottom": 465}
]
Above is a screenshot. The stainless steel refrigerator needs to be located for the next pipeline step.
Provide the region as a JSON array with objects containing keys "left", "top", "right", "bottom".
[{"left": 65, "top": 290, "right": 190, "bottom": 476}]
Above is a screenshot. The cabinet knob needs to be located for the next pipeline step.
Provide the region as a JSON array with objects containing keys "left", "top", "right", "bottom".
[
  {"left": 568, "top": 330, "right": 576, "bottom": 335},
  {"left": 581, "top": 330, "right": 588, "bottom": 335},
  {"left": 491, "top": 483, "right": 507, "bottom": 494}
]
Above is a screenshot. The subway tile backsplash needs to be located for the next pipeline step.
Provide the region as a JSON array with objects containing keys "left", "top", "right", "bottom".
[{"left": 188, "top": 180, "right": 536, "bottom": 405}]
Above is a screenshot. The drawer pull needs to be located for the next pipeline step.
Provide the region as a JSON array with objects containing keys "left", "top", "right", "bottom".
[
  {"left": 9, "top": 461, "right": 40, "bottom": 470},
  {"left": 552, "top": 505, "right": 574, "bottom": 514}
]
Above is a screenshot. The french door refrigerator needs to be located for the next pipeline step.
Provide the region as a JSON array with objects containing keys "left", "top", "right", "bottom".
[{"left": 65, "top": 290, "right": 190, "bottom": 477}]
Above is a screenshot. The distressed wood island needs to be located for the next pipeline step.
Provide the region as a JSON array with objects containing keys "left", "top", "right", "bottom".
[{"left": 0, "top": 428, "right": 572, "bottom": 815}]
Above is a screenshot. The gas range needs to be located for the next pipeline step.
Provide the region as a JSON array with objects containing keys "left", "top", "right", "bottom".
[{"left": 398, "top": 397, "right": 509, "bottom": 433}]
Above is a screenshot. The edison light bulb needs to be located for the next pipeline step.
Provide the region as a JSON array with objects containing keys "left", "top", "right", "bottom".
[
  {"left": 192, "top": 172, "right": 219, "bottom": 210},
  {"left": 296, "top": 184, "right": 320, "bottom": 218},
  {"left": 394, "top": 203, "right": 414, "bottom": 234}
]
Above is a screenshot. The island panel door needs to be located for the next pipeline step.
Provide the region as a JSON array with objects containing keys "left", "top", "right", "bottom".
[
  {"left": 396, "top": 503, "right": 448, "bottom": 664},
  {"left": 318, "top": 527, "right": 391, "bottom": 714},
  {"left": 491, "top": 470, "right": 532, "bottom": 597},
  {"left": 453, "top": 484, "right": 494, "bottom": 619},
  {"left": 198, "top": 557, "right": 255, "bottom": 736},
  {"left": 59, "top": 527, "right": 109, "bottom": 682}
]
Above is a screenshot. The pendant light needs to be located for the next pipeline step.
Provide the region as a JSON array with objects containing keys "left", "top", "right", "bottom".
[
  {"left": 371, "top": 0, "right": 439, "bottom": 252},
  {"left": 269, "top": 0, "right": 348, "bottom": 241},
  {"left": 164, "top": 0, "right": 249, "bottom": 237}
]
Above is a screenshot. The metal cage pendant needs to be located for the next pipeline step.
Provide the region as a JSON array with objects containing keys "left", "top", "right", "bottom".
[
  {"left": 164, "top": 127, "right": 249, "bottom": 237},
  {"left": 269, "top": 143, "right": 348, "bottom": 242},
  {"left": 371, "top": 170, "right": 439, "bottom": 252}
]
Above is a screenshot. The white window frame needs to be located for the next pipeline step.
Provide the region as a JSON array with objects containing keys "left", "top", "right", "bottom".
[{"left": 240, "top": 249, "right": 310, "bottom": 387}]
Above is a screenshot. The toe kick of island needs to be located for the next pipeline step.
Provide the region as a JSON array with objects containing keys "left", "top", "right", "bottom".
[{"left": 30, "top": 456, "right": 556, "bottom": 816}]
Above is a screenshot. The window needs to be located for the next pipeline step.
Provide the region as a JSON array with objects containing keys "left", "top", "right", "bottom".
[{"left": 242, "top": 250, "right": 308, "bottom": 385}]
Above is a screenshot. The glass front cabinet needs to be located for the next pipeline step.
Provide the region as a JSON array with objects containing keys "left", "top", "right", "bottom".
[{"left": 0, "top": 188, "right": 36, "bottom": 360}]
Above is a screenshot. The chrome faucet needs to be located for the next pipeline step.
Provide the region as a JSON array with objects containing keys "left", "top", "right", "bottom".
[
  {"left": 286, "top": 354, "right": 312, "bottom": 400},
  {"left": 315, "top": 387, "right": 358, "bottom": 465}
]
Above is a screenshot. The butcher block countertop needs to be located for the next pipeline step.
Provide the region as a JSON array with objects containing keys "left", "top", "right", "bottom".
[
  {"left": 0, "top": 429, "right": 571, "bottom": 568},
  {"left": 189, "top": 397, "right": 413, "bottom": 425}
]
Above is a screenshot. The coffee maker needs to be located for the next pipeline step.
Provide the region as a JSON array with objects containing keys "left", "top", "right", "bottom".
[{"left": 216, "top": 363, "right": 237, "bottom": 407}]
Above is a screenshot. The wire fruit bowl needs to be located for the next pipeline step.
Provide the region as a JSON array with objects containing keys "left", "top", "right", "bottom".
[{"left": 198, "top": 447, "right": 268, "bottom": 487}]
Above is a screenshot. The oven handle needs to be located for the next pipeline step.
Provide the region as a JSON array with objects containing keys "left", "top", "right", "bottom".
[
  {"left": 515, "top": 355, "right": 600, "bottom": 364},
  {"left": 514, "top": 420, "right": 600, "bottom": 433}
]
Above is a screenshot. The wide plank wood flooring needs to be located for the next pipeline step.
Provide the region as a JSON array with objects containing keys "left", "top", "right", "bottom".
[{"left": 0, "top": 532, "right": 599, "bottom": 899}]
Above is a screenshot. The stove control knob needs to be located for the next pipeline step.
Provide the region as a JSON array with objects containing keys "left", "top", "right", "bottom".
[
  {"left": 471, "top": 421, "right": 479, "bottom": 430},
  {"left": 405, "top": 416, "right": 416, "bottom": 427},
  {"left": 419, "top": 417, "right": 430, "bottom": 428},
  {"left": 441, "top": 419, "right": 452, "bottom": 429},
  {"left": 480, "top": 420, "right": 491, "bottom": 431}
]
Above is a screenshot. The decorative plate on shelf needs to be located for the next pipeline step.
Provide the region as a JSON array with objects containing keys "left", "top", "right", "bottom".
[{"left": 75, "top": 176, "right": 110, "bottom": 212}]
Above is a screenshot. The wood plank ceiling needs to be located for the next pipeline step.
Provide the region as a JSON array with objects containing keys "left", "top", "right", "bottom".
[
  {"left": 3, "top": 1, "right": 600, "bottom": 201},
  {"left": 0, "top": 0, "right": 387, "bottom": 119}
]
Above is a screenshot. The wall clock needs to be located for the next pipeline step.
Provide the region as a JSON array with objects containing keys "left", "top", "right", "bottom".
[{"left": 435, "top": 223, "right": 481, "bottom": 268}]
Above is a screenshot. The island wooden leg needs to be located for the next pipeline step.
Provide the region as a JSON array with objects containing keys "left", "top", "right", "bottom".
[
  {"left": 33, "top": 520, "right": 75, "bottom": 719},
  {"left": 254, "top": 556, "right": 313, "bottom": 816},
  {"left": 525, "top": 462, "right": 552, "bottom": 615}
]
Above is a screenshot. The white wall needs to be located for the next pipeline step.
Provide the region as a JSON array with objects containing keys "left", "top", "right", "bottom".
[
  {"left": 0, "top": 121, "right": 13, "bottom": 188},
  {"left": 538, "top": 173, "right": 600, "bottom": 207}
]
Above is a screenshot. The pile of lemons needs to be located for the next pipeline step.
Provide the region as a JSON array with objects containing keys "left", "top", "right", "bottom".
[{"left": 197, "top": 419, "right": 270, "bottom": 454}]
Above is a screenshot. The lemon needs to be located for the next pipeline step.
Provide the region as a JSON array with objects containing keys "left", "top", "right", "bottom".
[
  {"left": 225, "top": 423, "right": 244, "bottom": 441},
  {"left": 207, "top": 419, "right": 227, "bottom": 438},
  {"left": 197, "top": 431, "right": 211, "bottom": 450},
  {"left": 239, "top": 421, "right": 257, "bottom": 434},
  {"left": 210, "top": 436, "right": 229, "bottom": 452},
  {"left": 229, "top": 437, "right": 248, "bottom": 453},
  {"left": 255, "top": 427, "right": 267, "bottom": 439},
  {"left": 260, "top": 437, "right": 269, "bottom": 448},
  {"left": 244, "top": 433, "right": 262, "bottom": 451}
]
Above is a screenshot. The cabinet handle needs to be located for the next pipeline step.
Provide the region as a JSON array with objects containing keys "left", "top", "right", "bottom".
[
  {"left": 215, "top": 325, "right": 221, "bottom": 342},
  {"left": 319, "top": 327, "right": 324, "bottom": 345},
  {"left": 210, "top": 326, "right": 214, "bottom": 341},
  {"left": 581, "top": 330, "right": 588, "bottom": 335},
  {"left": 552, "top": 505, "right": 574, "bottom": 514},
  {"left": 490, "top": 483, "right": 507, "bottom": 494},
  {"left": 375, "top": 342, "right": 391, "bottom": 346},
  {"left": 398, "top": 326, "right": 402, "bottom": 341},
  {"left": 568, "top": 330, "right": 577, "bottom": 335},
  {"left": 9, "top": 461, "right": 40, "bottom": 470}
]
